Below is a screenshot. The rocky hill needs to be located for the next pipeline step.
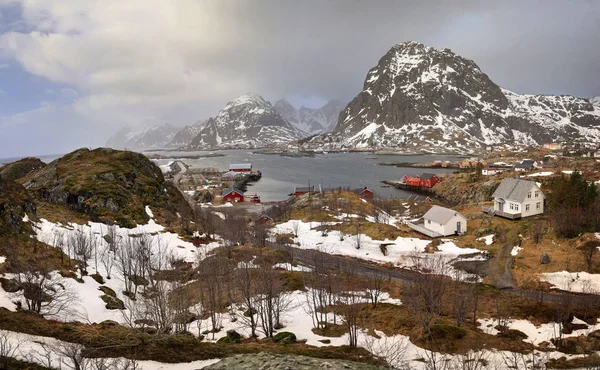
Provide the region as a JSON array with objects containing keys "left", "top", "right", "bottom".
[
  {"left": 328, "top": 41, "right": 600, "bottom": 151},
  {"left": 0, "top": 176, "right": 36, "bottom": 236},
  {"left": 205, "top": 352, "right": 384, "bottom": 370},
  {"left": 188, "top": 93, "right": 304, "bottom": 149},
  {"left": 274, "top": 99, "right": 344, "bottom": 135},
  {"left": 106, "top": 123, "right": 180, "bottom": 150},
  {"left": 169, "top": 120, "right": 207, "bottom": 147},
  {"left": 0, "top": 157, "right": 45, "bottom": 181},
  {"left": 20, "top": 148, "right": 191, "bottom": 227}
]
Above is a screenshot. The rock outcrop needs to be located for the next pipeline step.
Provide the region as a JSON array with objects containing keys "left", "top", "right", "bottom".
[{"left": 204, "top": 352, "right": 385, "bottom": 370}]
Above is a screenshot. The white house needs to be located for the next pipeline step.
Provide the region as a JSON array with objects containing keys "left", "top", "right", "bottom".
[
  {"left": 491, "top": 178, "right": 544, "bottom": 219},
  {"left": 482, "top": 166, "right": 507, "bottom": 176},
  {"left": 421, "top": 205, "right": 467, "bottom": 236}
]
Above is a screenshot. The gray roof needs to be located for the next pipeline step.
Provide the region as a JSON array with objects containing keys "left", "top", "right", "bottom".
[
  {"left": 420, "top": 173, "right": 437, "bottom": 180},
  {"left": 222, "top": 187, "right": 244, "bottom": 196},
  {"left": 492, "top": 178, "right": 539, "bottom": 202},
  {"left": 515, "top": 160, "right": 535, "bottom": 169},
  {"left": 294, "top": 186, "right": 315, "bottom": 193},
  {"left": 229, "top": 163, "right": 252, "bottom": 170},
  {"left": 423, "top": 205, "right": 465, "bottom": 225}
]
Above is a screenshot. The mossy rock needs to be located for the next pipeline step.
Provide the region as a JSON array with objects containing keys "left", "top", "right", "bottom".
[
  {"left": 0, "top": 278, "right": 21, "bottom": 293},
  {"left": 123, "top": 290, "right": 136, "bottom": 300},
  {"left": 90, "top": 273, "right": 105, "bottom": 284},
  {"left": 273, "top": 331, "right": 297, "bottom": 344},
  {"left": 98, "top": 286, "right": 116, "bottom": 297},
  {"left": 318, "top": 339, "right": 331, "bottom": 344},
  {"left": 100, "top": 294, "right": 125, "bottom": 310},
  {"left": 498, "top": 329, "right": 528, "bottom": 340},
  {"left": 430, "top": 324, "right": 466, "bottom": 340}
]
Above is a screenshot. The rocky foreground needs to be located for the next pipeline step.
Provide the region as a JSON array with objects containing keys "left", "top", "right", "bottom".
[{"left": 204, "top": 352, "right": 385, "bottom": 370}]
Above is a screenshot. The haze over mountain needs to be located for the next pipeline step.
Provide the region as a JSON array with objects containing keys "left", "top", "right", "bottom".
[
  {"left": 274, "top": 99, "right": 344, "bottom": 135},
  {"left": 1, "top": 1, "right": 600, "bottom": 157},
  {"left": 328, "top": 42, "right": 600, "bottom": 150}
]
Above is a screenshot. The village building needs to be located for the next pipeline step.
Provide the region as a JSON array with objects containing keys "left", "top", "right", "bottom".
[
  {"left": 490, "top": 178, "right": 544, "bottom": 219},
  {"left": 419, "top": 173, "right": 442, "bottom": 188},
  {"left": 294, "top": 186, "right": 316, "bottom": 197},
  {"left": 229, "top": 163, "right": 253, "bottom": 173},
  {"left": 543, "top": 143, "right": 562, "bottom": 150},
  {"left": 407, "top": 205, "right": 467, "bottom": 237},
  {"left": 222, "top": 187, "right": 245, "bottom": 203},
  {"left": 514, "top": 160, "right": 538, "bottom": 172},
  {"left": 357, "top": 187, "right": 374, "bottom": 199},
  {"left": 402, "top": 174, "right": 422, "bottom": 187},
  {"left": 482, "top": 166, "right": 507, "bottom": 176}
]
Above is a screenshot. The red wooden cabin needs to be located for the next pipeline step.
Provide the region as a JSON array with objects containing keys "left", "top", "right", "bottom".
[
  {"left": 419, "top": 173, "right": 441, "bottom": 188},
  {"left": 222, "top": 187, "right": 244, "bottom": 202}
]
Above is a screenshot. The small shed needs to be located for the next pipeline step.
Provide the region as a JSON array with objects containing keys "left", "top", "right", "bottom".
[
  {"left": 402, "top": 175, "right": 421, "bottom": 187},
  {"left": 422, "top": 205, "right": 467, "bottom": 236},
  {"left": 222, "top": 187, "right": 245, "bottom": 203},
  {"left": 358, "top": 187, "right": 374, "bottom": 199},
  {"left": 229, "top": 163, "right": 252, "bottom": 173},
  {"left": 294, "top": 186, "right": 315, "bottom": 197}
]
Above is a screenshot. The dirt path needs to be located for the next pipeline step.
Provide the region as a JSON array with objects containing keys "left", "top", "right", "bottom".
[{"left": 487, "top": 243, "right": 517, "bottom": 289}]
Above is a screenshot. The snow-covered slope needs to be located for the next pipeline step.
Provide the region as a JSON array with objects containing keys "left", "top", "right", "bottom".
[
  {"left": 274, "top": 99, "right": 344, "bottom": 135},
  {"left": 188, "top": 93, "right": 304, "bottom": 149},
  {"left": 106, "top": 124, "right": 180, "bottom": 150},
  {"left": 169, "top": 120, "right": 207, "bottom": 147},
  {"left": 329, "top": 41, "right": 600, "bottom": 150}
]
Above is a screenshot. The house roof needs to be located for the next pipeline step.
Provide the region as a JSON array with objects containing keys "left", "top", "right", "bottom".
[
  {"left": 423, "top": 205, "right": 465, "bottom": 225},
  {"left": 492, "top": 178, "right": 539, "bottom": 202},
  {"left": 515, "top": 160, "right": 535, "bottom": 169},
  {"left": 420, "top": 173, "right": 437, "bottom": 180},
  {"left": 222, "top": 187, "right": 244, "bottom": 196},
  {"left": 294, "top": 186, "right": 315, "bottom": 193},
  {"left": 229, "top": 163, "right": 252, "bottom": 170}
]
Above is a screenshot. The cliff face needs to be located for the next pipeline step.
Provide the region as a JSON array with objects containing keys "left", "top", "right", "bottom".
[
  {"left": 0, "top": 176, "right": 36, "bottom": 235},
  {"left": 431, "top": 173, "right": 501, "bottom": 205}
]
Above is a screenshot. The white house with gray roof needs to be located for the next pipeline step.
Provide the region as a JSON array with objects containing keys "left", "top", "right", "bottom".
[
  {"left": 491, "top": 178, "right": 544, "bottom": 219},
  {"left": 408, "top": 205, "right": 467, "bottom": 237}
]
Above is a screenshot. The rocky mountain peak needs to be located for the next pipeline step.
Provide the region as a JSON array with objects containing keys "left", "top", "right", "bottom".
[
  {"left": 328, "top": 41, "right": 600, "bottom": 151},
  {"left": 274, "top": 98, "right": 344, "bottom": 136},
  {"left": 188, "top": 93, "right": 303, "bottom": 149}
]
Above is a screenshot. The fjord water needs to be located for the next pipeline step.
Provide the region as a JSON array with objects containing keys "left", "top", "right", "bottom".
[{"left": 149, "top": 150, "right": 462, "bottom": 202}]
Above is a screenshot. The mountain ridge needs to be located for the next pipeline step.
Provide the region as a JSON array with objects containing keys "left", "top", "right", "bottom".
[
  {"left": 274, "top": 98, "right": 344, "bottom": 135},
  {"left": 326, "top": 41, "right": 600, "bottom": 150}
]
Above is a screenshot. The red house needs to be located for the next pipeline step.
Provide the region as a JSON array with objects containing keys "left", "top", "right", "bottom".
[
  {"left": 222, "top": 187, "right": 244, "bottom": 202},
  {"left": 358, "top": 187, "right": 374, "bottom": 199},
  {"left": 229, "top": 163, "right": 252, "bottom": 173},
  {"left": 419, "top": 173, "right": 441, "bottom": 188},
  {"left": 257, "top": 214, "right": 273, "bottom": 224},
  {"left": 294, "top": 186, "right": 315, "bottom": 197},
  {"left": 402, "top": 175, "right": 421, "bottom": 187}
]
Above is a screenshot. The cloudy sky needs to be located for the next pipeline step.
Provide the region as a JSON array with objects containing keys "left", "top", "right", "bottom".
[{"left": 0, "top": 0, "right": 599, "bottom": 158}]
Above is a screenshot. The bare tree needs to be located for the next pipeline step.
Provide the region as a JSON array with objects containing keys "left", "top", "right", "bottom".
[
  {"left": 0, "top": 330, "right": 24, "bottom": 369},
  {"left": 579, "top": 240, "right": 600, "bottom": 272},
  {"left": 255, "top": 265, "right": 292, "bottom": 337},
  {"left": 366, "top": 272, "right": 385, "bottom": 308},
  {"left": 353, "top": 221, "right": 364, "bottom": 250},
  {"left": 363, "top": 333, "right": 409, "bottom": 369},
  {"left": 236, "top": 260, "right": 259, "bottom": 338},
  {"left": 71, "top": 229, "right": 94, "bottom": 277}
]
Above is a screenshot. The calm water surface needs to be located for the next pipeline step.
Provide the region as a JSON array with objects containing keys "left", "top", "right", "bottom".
[{"left": 148, "top": 150, "right": 463, "bottom": 202}]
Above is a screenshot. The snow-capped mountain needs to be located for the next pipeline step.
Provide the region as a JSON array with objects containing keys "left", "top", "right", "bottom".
[
  {"left": 169, "top": 120, "right": 207, "bottom": 147},
  {"left": 328, "top": 41, "right": 600, "bottom": 150},
  {"left": 106, "top": 123, "right": 180, "bottom": 150},
  {"left": 188, "top": 93, "right": 304, "bottom": 149},
  {"left": 274, "top": 99, "right": 344, "bottom": 135}
]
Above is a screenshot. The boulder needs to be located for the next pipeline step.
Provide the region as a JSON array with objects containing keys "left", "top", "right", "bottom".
[{"left": 540, "top": 252, "right": 551, "bottom": 264}]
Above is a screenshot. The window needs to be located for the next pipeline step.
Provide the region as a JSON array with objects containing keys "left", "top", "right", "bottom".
[
  {"left": 515, "top": 204, "right": 519, "bottom": 211},
  {"left": 527, "top": 192, "right": 531, "bottom": 199},
  {"left": 526, "top": 204, "right": 530, "bottom": 211},
  {"left": 535, "top": 191, "right": 539, "bottom": 198},
  {"left": 536, "top": 202, "right": 541, "bottom": 210},
  {"left": 428, "top": 220, "right": 431, "bottom": 224}
]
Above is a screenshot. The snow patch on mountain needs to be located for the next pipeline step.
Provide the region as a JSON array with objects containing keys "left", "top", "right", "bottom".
[
  {"left": 106, "top": 124, "right": 180, "bottom": 150},
  {"left": 274, "top": 99, "right": 344, "bottom": 135},
  {"left": 327, "top": 41, "right": 600, "bottom": 150},
  {"left": 188, "top": 93, "right": 304, "bottom": 149}
]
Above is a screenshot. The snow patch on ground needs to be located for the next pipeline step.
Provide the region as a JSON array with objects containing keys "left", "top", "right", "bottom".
[
  {"left": 477, "top": 234, "right": 494, "bottom": 245},
  {"left": 272, "top": 263, "right": 312, "bottom": 272},
  {"left": 511, "top": 246, "right": 522, "bottom": 256},
  {"left": 540, "top": 271, "right": 600, "bottom": 293},
  {"left": 145, "top": 205, "right": 154, "bottom": 218},
  {"left": 526, "top": 172, "right": 553, "bottom": 177}
]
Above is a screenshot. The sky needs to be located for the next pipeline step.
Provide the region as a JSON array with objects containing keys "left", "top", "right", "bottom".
[{"left": 0, "top": 0, "right": 599, "bottom": 158}]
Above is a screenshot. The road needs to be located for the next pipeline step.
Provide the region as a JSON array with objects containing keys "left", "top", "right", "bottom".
[{"left": 266, "top": 241, "right": 600, "bottom": 306}]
